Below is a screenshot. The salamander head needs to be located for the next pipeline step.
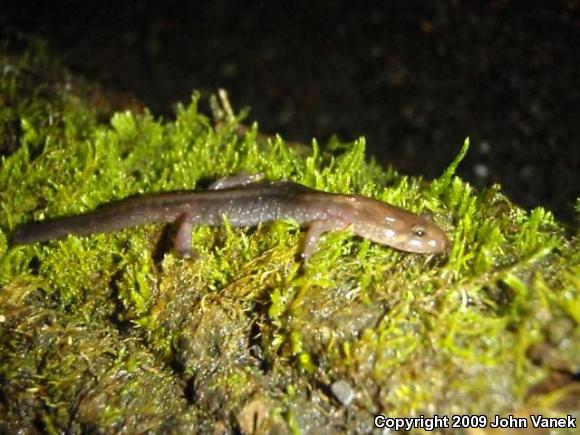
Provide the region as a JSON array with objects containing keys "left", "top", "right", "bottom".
[{"left": 349, "top": 196, "right": 450, "bottom": 254}]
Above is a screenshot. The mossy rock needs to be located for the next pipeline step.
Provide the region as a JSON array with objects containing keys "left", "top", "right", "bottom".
[{"left": 0, "top": 39, "right": 578, "bottom": 434}]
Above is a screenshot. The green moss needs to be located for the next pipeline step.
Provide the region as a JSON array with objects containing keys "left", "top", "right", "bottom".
[{"left": 1, "top": 41, "right": 578, "bottom": 433}]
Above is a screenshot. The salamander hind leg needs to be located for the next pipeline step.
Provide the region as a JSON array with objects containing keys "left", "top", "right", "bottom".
[{"left": 174, "top": 216, "right": 195, "bottom": 258}]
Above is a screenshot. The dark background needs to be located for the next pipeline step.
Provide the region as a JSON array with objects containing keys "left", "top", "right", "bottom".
[{"left": 2, "top": 0, "right": 579, "bottom": 224}]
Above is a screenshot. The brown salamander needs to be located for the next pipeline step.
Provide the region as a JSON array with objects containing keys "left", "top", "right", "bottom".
[{"left": 12, "top": 175, "right": 450, "bottom": 259}]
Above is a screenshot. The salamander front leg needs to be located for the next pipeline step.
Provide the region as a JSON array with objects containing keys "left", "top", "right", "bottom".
[
  {"left": 302, "top": 219, "right": 349, "bottom": 261},
  {"left": 209, "top": 172, "right": 266, "bottom": 190},
  {"left": 174, "top": 217, "right": 195, "bottom": 258}
]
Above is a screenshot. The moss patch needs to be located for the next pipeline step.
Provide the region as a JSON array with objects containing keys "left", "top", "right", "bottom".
[{"left": 1, "top": 40, "right": 578, "bottom": 433}]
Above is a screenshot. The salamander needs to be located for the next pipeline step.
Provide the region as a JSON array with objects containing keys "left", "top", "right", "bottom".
[{"left": 12, "top": 175, "right": 450, "bottom": 259}]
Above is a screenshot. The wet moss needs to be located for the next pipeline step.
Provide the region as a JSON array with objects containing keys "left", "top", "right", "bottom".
[{"left": 0, "top": 41, "right": 578, "bottom": 433}]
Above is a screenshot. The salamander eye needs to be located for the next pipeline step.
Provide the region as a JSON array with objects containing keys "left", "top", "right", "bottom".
[{"left": 413, "top": 227, "right": 426, "bottom": 237}]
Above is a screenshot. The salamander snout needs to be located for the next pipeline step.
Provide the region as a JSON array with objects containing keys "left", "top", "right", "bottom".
[{"left": 348, "top": 195, "right": 451, "bottom": 254}]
